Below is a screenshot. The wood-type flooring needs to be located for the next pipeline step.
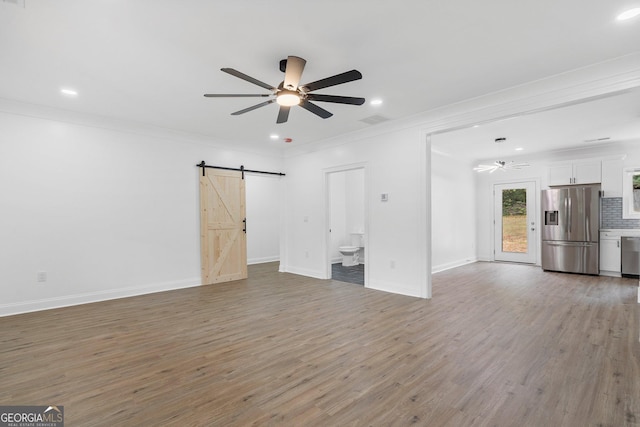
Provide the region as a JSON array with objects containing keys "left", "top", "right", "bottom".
[{"left": 1, "top": 262, "right": 639, "bottom": 426}]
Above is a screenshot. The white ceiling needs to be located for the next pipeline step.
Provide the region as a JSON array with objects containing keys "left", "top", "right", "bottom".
[
  {"left": 432, "top": 88, "right": 640, "bottom": 163},
  {"left": 1, "top": 1, "right": 639, "bottom": 153}
]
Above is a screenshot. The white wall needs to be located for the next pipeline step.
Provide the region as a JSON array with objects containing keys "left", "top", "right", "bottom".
[
  {"left": 0, "top": 108, "right": 282, "bottom": 316},
  {"left": 430, "top": 150, "right": 477, "bottom": 272},
  {"left": 245, "top": 173, "right": 282, "bottom": 264},
  {"left": 281, "top": 127, "right": 429, "bottom": 298}
]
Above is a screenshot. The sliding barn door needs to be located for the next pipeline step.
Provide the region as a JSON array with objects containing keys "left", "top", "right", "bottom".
[{"left": 200, "top": 168, "right": 247, "bottom": 284}]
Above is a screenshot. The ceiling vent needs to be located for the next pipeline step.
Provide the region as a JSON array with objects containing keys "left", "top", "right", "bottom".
[
  {"left": 2, "top": 0, "right": 26, "bottom": 7},
  {"left": 359, "top": 115, "right": 390, "bottom": 125}
]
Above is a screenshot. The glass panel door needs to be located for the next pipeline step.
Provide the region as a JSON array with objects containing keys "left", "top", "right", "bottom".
[{"left": 494, "top": 182, "right": 536, "bottom": 263}]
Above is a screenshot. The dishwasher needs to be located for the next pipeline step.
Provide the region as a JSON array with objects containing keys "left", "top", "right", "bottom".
[{"left": 621, "top": 236, "right": 640, "bottom": 278}]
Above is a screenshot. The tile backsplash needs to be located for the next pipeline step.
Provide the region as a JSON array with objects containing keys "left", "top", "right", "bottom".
[{"left": 601, "top": 197, "right": 640, "bottom": 229}]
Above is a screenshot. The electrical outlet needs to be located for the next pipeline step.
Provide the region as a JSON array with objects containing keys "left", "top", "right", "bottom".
[
  {"left": 390, "top": 260, "right": 395, "bottom": 269},
  {"left": 305, "top": 251, "right": 309, "bottom": 258},
  {"left": 37, "top": 271, "right": 47, "bottom": 283}
]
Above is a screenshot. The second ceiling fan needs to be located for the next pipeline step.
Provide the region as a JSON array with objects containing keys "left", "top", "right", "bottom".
[{"left": 204, "top": 55, "right": 365, "bottom": 124}]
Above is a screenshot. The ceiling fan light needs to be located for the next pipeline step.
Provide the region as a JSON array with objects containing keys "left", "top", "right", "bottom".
[{"left": 276, "top": 90, "right": 301, "bottom": 106}]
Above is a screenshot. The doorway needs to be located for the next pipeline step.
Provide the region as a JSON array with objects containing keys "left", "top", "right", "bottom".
[
  {"left": 325, "top": 165, "right": 367, "bottom": 286},
  {"left": 494, "top": 181, "right": 537, "bottom": 263}
]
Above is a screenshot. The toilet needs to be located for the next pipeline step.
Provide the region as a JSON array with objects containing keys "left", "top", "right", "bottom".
[{"left": 338, "top": 232, "right": 364, "bottom": 267}]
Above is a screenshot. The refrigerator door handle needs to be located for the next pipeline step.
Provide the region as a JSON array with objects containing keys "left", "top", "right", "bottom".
[
  {"left": 545, "top": 241, "right": 595, "bottom": 247},
  {"left": 563, "top": 196, "right": 569, "bottom": 236},
  {"left": 567, "top": 196, "right": 572, "bottom": 235}
]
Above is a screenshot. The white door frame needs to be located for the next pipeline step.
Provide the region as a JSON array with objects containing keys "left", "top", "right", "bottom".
[
  {"left": 323, "top": 163, "right": 369, "bottom": 287},
  {"left": 493, "top": 180, "right": 538, "bottom": 264}
]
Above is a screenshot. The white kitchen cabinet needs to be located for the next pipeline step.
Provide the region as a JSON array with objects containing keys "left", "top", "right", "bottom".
[
  {"left": 548, "top": 164, "right": 573, "bottom": 186},
  {"left": 600, "top": 238, "right": 621, "bottom": 276},
  {"left": 548, "top": 160, "right": 601, "bottom": 186},
  {"left": 600, "top": 229, "right": 640, "bottom": 276},
  {"left": 601, "top": 159, "right": 624, "bottom": 198}
]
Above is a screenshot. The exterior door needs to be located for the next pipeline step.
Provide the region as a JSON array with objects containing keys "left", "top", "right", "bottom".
[
  {"left": 200, "top": 168, "right": 247, "bottom": 284},
  {"left": 494, "top": 182, "right": 536, "bottom": 263}
]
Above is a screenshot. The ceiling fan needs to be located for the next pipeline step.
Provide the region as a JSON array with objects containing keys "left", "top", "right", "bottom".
[
  {"left": 204, "top": 55, "right": 365, "bottom": 124},
  {"left": 473, "top": 137, "right": 530, "bottom": 173},
  {"left": 473, "top": 160, "right": 530, "bottom": 173}
]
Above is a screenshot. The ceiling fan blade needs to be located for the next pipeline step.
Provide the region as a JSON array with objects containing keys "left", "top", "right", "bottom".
[
  {"left": 204, "top": 94, "right": 271, "bottom": 97},
  {"left": 301, "top": 70, "right": 362, "bottom": 93},
  {"left": 306, "top": 94, "right": 365, "bottom": 105},
  {"left": 221, "top": 68, "right": 276, "bottom": 91},
  {"left": 231, "top": 99, "right": 275, "bottom": 116},
  {"left": 276, "top": 106, "right": 291, "bottom": 124},
  {"left": 299, "top": 100, "right": 333, "bottom": 119},
  {"left": 283, "top": 56, "right": 306, "bottom": 90}
]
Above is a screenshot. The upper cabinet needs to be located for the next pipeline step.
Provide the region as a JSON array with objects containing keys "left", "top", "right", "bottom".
[
  {"left": 601, "top": 159, "right": 624, "bottom": 198},
  {"left": 548, "top": 160, "right": 601, "bottom": 186}
]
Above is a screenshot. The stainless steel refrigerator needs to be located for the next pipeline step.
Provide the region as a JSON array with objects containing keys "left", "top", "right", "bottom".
[{"left": 541, "top": 185, "right": 600, "bottom": 275}]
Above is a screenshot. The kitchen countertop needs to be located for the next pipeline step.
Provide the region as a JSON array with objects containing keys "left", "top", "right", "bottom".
[{"left": 600, "top": 229, "right": 640, "bottom": 237}]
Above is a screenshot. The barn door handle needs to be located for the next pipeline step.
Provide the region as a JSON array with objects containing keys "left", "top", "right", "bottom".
[{"left": 243, "top": 218, "right": 246, "bottom": 233}]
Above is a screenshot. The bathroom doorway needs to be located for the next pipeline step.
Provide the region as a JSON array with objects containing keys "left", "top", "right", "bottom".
[{"left": 325, "top": 164, "right": 367, "bottom": 286}]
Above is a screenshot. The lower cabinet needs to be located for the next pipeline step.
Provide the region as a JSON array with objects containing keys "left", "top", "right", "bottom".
[{"left": 600, "top": 235, "right": 621, "bottom": 276}]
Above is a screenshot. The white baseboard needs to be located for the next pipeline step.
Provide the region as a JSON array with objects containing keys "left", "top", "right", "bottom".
[
  {"left": 366, "top": 280, "right": 422, "bottom": 298},
  {"left": 432, "top": 257, "right": 478, "bottom": 274},
  {"left": 280, "top": 265, "right": 326, "bottom": 279},
  {"left": 0, "top": 277, "right": 201, "bottom": 317},
  {"left": 248, "top": 256, "right": 280, "bottom": 265}
]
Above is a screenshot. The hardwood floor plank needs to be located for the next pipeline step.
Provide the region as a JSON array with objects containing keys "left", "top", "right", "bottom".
[{"left": 1, "top": 262, "right": 639, "bottom": 426}]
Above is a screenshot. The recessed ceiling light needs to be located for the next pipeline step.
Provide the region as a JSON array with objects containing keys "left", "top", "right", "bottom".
[
  {"left": 370, "top": 99, "right": 383, "bottom": 106},
  {"left": 270, "top": 134, "right": 279, "bottom": 140},
  {"left": 60, "top": 88, "right": 78, "bottom": 97},
  {"left": 515, "top": 147, "right": 524, "bottom": 151},
  {"left": 617, "top": 7, "right": 640, "bottom": 20}
]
